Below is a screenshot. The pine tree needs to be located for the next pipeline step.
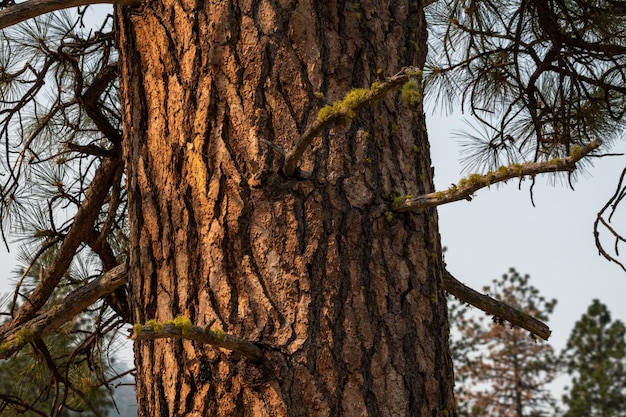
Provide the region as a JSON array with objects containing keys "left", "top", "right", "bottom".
[
  {"left": 561, "top": 299, "right": 626, "bottom": 417},
  {"left": 0, "top": 1, "right": 623, "bottom": 415},
  {"left": 450, "top": 269, "right": 560, "bottom": 417}
]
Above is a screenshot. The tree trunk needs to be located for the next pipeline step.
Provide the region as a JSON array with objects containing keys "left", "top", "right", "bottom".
[{"left": 116, "top": 1, "right": 454, "bottom": 416}]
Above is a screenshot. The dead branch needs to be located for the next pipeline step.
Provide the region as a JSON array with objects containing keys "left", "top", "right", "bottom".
[
  {"left": 393, "top": 140, "right": 602, "bottom": 212},
  {"left": 282, "top": 67, "right": 422, "bottom": 176},
  {"left": 0, "top": 0, "right": 141, "bottom": 30},
  {"left": 443, "top": 269, "right": 551, "bottom": 340},
  {"left": 0, "top": 264, "right": 128, "bottom": 359},
  {"left": 131, "top": 323, "right": 265, "bottom": 362},
  {"left": 0, "top": 152, "right": 123, "bottom": 333}
]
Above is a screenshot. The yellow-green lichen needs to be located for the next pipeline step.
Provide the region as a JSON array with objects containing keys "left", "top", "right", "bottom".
[
  {"left": 132, "top": 323, "right": 143, "bottom": 335},
  {"left": 401, "top": 80, "right": 421, "bottom": 108},
  {"left": 212, "top": 327, "right": 225, "bottom": 342},
  {"left": 316, "top": 88, "right": 370, "bottom": 124},
  {"left": 171, "top": 316, "right": 193, "bottom": 335},
  {"left": 0, "top": 327, "right": 34, "bottom": 355},
  {"left": 146, "top": 319, "right": 163, "bottom": 333},
  {"left": 383, "top": 211, "right": 394, "bottom": 222},
  {"left": 570, "top": 144, "right": 583, "bottom": 159},
  {"left": 314, "top": 91, "right": 324, "bottom": 99}
]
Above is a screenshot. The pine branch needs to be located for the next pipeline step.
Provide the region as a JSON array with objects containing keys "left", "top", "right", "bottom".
[
  {"left": 443, "top": 269, "right": 551, "bottom": 340},
  {"left": 393, "top": 140, "right": 601, "bottom": 211},
  {"left": 282, "top": 67, "right": 422, "bottom": 176},
  {"left": 0, "top": 152, "right": 123, "bottom": 333},
  {"left": 130, "top": 321, "right": 265, "bottom": 362},
  {"left": 0, "top": 0, "right": 141, "bottom": 30},
  {"left": 0, "top": 264, "right": 128, "bottom": 359}
]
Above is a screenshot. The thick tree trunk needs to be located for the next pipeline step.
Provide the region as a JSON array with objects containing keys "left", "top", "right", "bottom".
[{"left": 116, "top": 1, "right": 454, "bottom": 416}]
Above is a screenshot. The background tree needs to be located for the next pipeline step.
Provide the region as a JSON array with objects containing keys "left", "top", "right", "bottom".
[
  {"left": 449, "top": 268, "right": 559, "bottom": 417},
  {"left": 561, "top": 299, "right": 626, "bottom": 417},
  {"left": 0, "top": 0, "right": 623, "bottom": 416}
]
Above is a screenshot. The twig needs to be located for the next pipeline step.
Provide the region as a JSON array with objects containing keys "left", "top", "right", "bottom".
[
  {"left": 282, "top": 67, "right": 422, "bottom": 176},
  {"left": 130, "top": 323, "right": 264, "bottom": 362},
  {"left": 393, "top": 140, "right": 602, "bottom": 211},
  {"left": 0, "top": 0, "right": 142, "bottom": 30},
  {"left": 443, "top": 269, "right": 551, "bottom": 340}
]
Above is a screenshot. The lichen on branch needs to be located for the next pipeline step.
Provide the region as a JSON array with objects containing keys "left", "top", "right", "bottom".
[
  {"left": 282, "top": 67, "right": 422, "bottom": 176},
  {"left": 393, "top": 140, "right": 602, "bottom": 211},
  {"left": 130, "top": 320, "right": 264, "bottom": 362}
]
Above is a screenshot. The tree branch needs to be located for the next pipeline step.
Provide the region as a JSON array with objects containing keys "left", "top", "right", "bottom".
[
  {"left": 0, "top": 0, "right": 142, "bottom": 30},
  {"left": 443, "top": 269, "right": 551, "bottom": 340},
  {"left": 130, "top": 322, "right": 265, "bottom": 363},
  {"left": 0, "top": 264, "right": 128, "bottom": 359},
  {"left": 0, "top": 152, "right": 123, "bottom": 333},
  {"left": 393, "top": 140, "right": 602, "bottom": 212},
  {"left": 282, "top": 67, "right": 422, "bottom": 176}
]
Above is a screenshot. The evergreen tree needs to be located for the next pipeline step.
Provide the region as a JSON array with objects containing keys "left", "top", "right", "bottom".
[
  {"left": 0, "top": 0, "right": 623, "bottom": 415},
  {"left": 450, "top": 269, "right": 560, "bottom": 417},
  {"left": 561, "top": 299, "right": 626, "bottom": 417}
]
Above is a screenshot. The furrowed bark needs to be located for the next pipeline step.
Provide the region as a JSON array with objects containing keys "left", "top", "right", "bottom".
[{"left": 116, "top": 1, "right": 454, "bottom": 415}]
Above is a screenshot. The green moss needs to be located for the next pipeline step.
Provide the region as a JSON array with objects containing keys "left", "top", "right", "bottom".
[
  {"left": 401, "top": 80, "right": 421, "bottom": 108},
  {"left": 362, "top": 131, "right": 370, "bottom": 141},
  {"left": 413, "top": 144, "right": 420, "bottom": 153},
  {"left": 497, "top": 165, "right": 509, "bottom": 175},
  {"left": 365, "top": 157, "right": 373, "bottom": 165},
  {"left": 383, "top": 211, "right": 394, "bottom": 222},
  {"left": 390, "top": 123, "right": 398, "bottom": 134}
]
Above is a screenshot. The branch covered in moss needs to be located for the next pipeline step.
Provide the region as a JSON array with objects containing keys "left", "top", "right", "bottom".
[
  {"left": 130, "top": 321, "right": 265, "bottom": 362},
  {"left": 0, "top": 0, "right": 142, "bottom": 30},
  {"left": 282, "top": 67, "right": 422, "bottom": 176},
  {"left": 443, "top": 269, "right": 551, "bottom": 340},
  {"left": 393, "top": 140, "right": 601, "bottom": 211},
  {"left": 0, "top": 264, "right": 128, "bottom": 358}
]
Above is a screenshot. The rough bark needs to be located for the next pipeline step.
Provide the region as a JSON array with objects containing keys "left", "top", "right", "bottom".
[{"left": 116, "top": 1, "right": 454, "bottom": 416}]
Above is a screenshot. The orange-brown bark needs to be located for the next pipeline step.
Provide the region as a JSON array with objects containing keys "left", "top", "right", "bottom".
[{"left": 116, "top": 1, "right": 454, "bottom": 415}]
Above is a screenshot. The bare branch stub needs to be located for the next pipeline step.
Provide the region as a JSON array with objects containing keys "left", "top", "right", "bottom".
[
  {"left": 443, "top": 269, "right": 551, "bottom": 340},
  {"left": 131, "top": 323, "right": 265, "bottom": 363}
]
